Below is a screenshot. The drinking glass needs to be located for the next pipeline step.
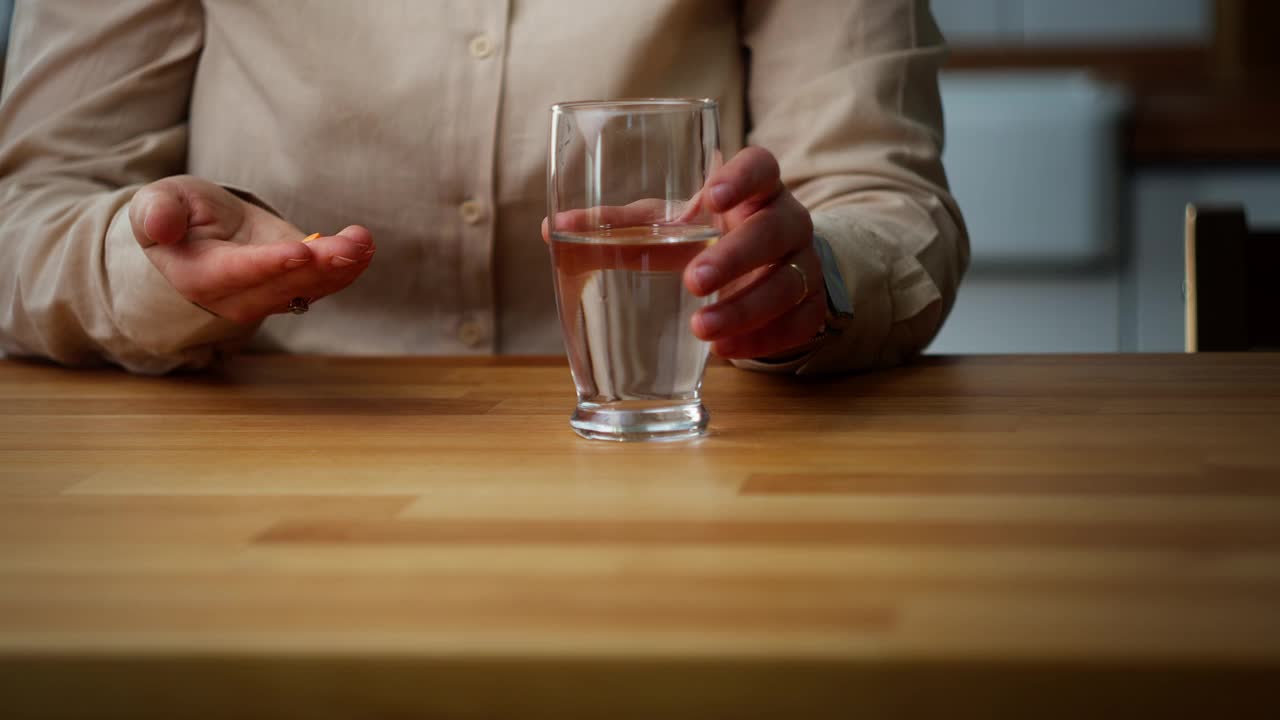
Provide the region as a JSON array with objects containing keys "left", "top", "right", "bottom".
[{"left": 547, "top": 99, "right": 721, "bottom": 441}]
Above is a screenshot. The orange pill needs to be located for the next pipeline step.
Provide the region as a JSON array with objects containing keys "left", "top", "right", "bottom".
[{"left": 302, "top": 233, "right": 321, "bottom": 243}]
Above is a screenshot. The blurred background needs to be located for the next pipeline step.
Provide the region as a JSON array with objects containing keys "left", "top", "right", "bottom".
[
  {"left": 1, "top": 0, "right": 1275, "bottom": 354},
  {"left": 931, "top": 0, "right": 1278, "bottom": 353}
]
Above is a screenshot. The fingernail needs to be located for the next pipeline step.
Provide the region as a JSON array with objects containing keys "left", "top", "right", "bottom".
[
  {"left": 331, "top": 256, "right": 356, "bottom": 268},
  {"left": 141, "top": 207, "right": 154, "bottom": 242},
  {"left": 284, "top": 257, "right": 309, "bottom": 270},
  {"left": 694, "top": 264, "right": 720, "bottom": 294},
  {"left": 710, "top": 183, "right": 734, "bottom": 211},
  {"left": 697, "top": 309, "right": 723, "bottom": 338}
]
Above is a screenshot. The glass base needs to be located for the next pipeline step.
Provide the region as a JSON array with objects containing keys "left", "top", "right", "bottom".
[{"left": 570, "top": 400, "right": 708, "bottom": 442}]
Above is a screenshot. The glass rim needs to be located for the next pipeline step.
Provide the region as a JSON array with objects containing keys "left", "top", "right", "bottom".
[{"left": 550, "top": 97, "right": 718, "bottom": 114}]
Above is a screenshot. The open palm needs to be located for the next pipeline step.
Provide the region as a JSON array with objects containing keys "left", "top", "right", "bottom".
[{"left": 129, "top": 175, "right": 375, "bottom": 324}]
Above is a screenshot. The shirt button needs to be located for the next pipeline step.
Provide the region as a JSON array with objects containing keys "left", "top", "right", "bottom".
[
  {"left": 458, "top": 200, "right": 486, "bottom": 225},
  {"left": 469, "top": 35, "right": 495, "bottom": 59},
  {"left": 457, "top": 320, "right": 486, "bottom": 347}
]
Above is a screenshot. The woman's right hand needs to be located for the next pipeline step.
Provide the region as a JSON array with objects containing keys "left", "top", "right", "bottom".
[{"left": 128, "top": 175, "right": 375, "bottom": 324}]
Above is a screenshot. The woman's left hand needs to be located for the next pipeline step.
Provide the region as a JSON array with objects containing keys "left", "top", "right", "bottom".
[{"left": 686, "top": 147, "right": 826, "bottom": 359}]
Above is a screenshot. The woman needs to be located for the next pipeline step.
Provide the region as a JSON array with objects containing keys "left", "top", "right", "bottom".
[{"left": 0, "top": 0, "right": 966, "bottom": 375}]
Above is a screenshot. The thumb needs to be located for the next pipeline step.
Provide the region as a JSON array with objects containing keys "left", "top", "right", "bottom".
[{"left": 129, "top": 180, "right": 190, "bottom": 248}]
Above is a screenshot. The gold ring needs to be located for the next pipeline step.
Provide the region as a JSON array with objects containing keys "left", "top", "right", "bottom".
[
  {"left": 286, "top": 297, "right": 310, "bottom": 315},
  {"left": 785, "top": 262, "right": 808, "bottom": 306}
]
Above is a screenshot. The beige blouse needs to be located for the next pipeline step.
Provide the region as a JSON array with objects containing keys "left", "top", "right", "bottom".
[{"left": 0, "top": 0, "right": 967, "bottom": 374}]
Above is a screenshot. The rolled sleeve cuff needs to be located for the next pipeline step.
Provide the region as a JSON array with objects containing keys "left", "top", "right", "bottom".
[
  {"left": 733, "top": 210, "right": 943, "bottom": 376},
  {"left": 102, "top": 197, "right": 256, "bottom": 374}
]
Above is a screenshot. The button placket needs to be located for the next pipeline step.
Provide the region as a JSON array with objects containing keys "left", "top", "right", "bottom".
[{"left": 453, "top": 1, "right": 509, "bottom": 353}]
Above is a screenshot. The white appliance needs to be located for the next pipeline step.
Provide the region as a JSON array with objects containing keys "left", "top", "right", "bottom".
[{"left": 929, "top": 71, "right": 1130, "bottom": 353}]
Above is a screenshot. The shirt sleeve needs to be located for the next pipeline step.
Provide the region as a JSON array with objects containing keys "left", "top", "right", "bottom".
[
  {"left": 736, "top": 0, "right": 970, "bottom": 375},
  {"left": 0, "top": 0, "right": 253, "bottom": 374}
]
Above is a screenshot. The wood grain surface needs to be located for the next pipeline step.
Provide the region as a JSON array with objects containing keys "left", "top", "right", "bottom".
[{"left": 1, "top": 354, "right": 1279, "bottom": 718}]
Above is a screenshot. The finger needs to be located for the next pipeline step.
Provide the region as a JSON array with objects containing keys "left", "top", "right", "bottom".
[
  {"left": 153, "top": 239, "right": 315, "bottom": 305},
  {"left": 547, "top": 198, "right": 685, "bottom": 237},
  {"left": 711, "top": 293, "right": 827, "bottom": 360},
  {"left": 691, "top": 250, "right": 821, "bottom": 341},
  {"left": 165, "top": 224, "right": 373, "bottom": 306},
  {"left": 676, "top": 188, "right": 707, "bottom": 224},
  {"left": 129, "top": 182, "right": 190, "bottom": 248},
  {"left": 293, "top": 225, "right": 374, "bottom": 269},
  {"left": 221, "top": 226, "right": 375, "bottom": 309},
  {"left": 705, "top": 146, "right": 782, "bottom": 216},
  {"left": 684, "top": 192, "right": 813, "bottom": 296},
  {"left": 208, "top": 248, "right": 375, "bottom": 323}
]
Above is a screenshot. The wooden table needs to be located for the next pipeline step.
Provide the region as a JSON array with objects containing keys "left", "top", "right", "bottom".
[{"left": 2, "top": 354, "right": 1279, "bottom": 718}]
